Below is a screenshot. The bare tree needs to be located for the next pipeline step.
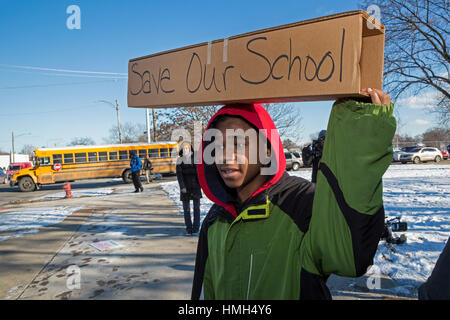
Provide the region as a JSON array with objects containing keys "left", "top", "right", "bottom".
[
  {"left": 154, "top": 103, "right": 303, "bottom": 146},
  {"left": 421, "top": 127, "right": 450, "bottom": 148},
  {"left": 261, "top": 103, "right": 304, "bottom": 143},
  {"left": 282, "top": 139, "right": 300, "bottom": 150},
  {"left": 20, "top": 144, "right": 36, "bottom": 158},
  {"left": 69, "top": 137, "right": 95, "bottom": 146},
  {"left": 156, "top": 106, "right": 220, "bottom": 141},
  {"left": 361, "top": 0, "right": 449, "bottom": 124},
  {"left": 106, "top": 122, "right": 146, "bottom": 144}
]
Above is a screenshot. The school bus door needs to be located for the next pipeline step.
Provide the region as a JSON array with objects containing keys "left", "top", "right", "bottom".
[{"left": 36, "top": 156, "right": 54, "bottom": 184}]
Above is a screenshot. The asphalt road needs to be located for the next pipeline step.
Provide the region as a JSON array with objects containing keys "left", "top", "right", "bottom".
[{"left": 0, "top": 175, "right": 177, "bottom": 207}]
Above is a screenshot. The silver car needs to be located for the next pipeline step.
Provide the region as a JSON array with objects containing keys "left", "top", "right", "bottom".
[
  {"left": 400, "top": 147, "right": 443, "bottom": 164},
  {"left": 285, "top": 152, "right": 303, "bottom": 171},
  {"left": 0, "top": 168, "right": 6, "bottom": 184},
  {"left": 393, "top": 146, "right": 420, "bottom": 162}
]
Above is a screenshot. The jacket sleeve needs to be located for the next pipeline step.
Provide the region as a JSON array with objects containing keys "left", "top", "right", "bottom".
[
  {"left": 192, "top": 206, "right": 220, "bottom": 300},
  {"left": 300, "top": 99, "right": 396, "bottom": 278},
  {"left": 176, "top": 158, "right": 186, "bottom": 190},
  {"left": 137, "top": 157, "right": 142, "bottom": 170}
]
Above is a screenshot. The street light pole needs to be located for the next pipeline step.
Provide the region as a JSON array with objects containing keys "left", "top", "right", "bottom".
[
  {"left": 11, "top": 132, "right": 15, "bottom": 163},
  {"left": 152, "top": 108, "right": 157, "bottom": 142},
  {"left": 115, "top": 99, "right": 122, "bottom": 144},
  {"left": 11, "top": 131, "right": 31, "bottom": 163},
  {"left": 146, "top": 108, "right": 151, "bottom": 143},
  {"left": 95, "top": 100, "right": 122, "bottom": 144}
]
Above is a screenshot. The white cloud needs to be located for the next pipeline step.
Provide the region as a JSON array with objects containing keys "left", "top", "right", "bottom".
[
  {"left": 396, "top": 91, "right": 440, "bottom": 109},
  {"left": 411, "top": 119, "right": 431, "bottom": 126}
]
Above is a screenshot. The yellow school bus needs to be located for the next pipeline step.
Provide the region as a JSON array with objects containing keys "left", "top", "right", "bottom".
[{"left": 11, "top": 141, "right": 179, "bottom": 192}]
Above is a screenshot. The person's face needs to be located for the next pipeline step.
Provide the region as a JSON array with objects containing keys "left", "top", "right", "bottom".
[
  {"left": 214, "top": 117, "right": 264, "bottom": 189},
  {"left": 183, "top": 145, "right": 191, "bottom": 156}
]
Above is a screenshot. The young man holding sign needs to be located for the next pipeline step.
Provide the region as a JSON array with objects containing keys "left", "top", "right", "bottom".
[{"left": 192, "top": 88, "right": 395, "bottom": 299}]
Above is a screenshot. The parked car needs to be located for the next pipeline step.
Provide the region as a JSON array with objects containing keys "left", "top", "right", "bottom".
[
  {"left": 0, "top": 168, "right": 7, "bottom": 184},
  {"left": 6, "top": 162, "right": 32, "bottom": 183},
  {"left": 292, "top": 152, "right": 303, "bottom": 161},
  {"left": 441, "top": 149, "right": 449, "bottom": 160},
  {"left": 393, "top": 146, "right": 420, "bottom": 162},
  {"left": 399, "top": 147, "right": 443, "bottom": 164},
  {"left": 284, "top": 152, "right": 302, "bottom": 171}
]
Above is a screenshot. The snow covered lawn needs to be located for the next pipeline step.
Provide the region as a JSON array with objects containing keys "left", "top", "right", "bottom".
[
  {"left": 161, "top": 164, "right": 450, "bottom": 297},
  {"left": 372, "top": 164, "right": 450, "bottom": 297},
  {"left": 0, "top": 206, "right": 84, "bottom": 242}
]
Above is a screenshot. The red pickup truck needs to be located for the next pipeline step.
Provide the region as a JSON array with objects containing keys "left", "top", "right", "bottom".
[{"left": 6, "top": 162, "right": 32, "bottom": 183}]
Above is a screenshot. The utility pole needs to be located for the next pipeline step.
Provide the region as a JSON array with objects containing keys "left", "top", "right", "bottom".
[
  {"left": 11, "top": 131, "right": 15, "bottom": 163},
  {"left": 146, "top": 108, "right": 151, "bottom": 143},
  {"left": 115, "top": 99, "right": 122, "bottom": 144},
  {"left": 152, "top": 108, "right": 157, "bottom": 142}
]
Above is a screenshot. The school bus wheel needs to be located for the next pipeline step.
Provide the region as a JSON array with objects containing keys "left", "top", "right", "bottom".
[
  {"left": 122, "top": 169, "right": 133, "bottom": 184},
  {"left": 18, "top": 176, "right": 37, "bottom": 192}
]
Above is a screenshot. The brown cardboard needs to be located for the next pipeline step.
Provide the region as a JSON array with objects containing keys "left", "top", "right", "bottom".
[{"left": 127, "top": 10, "right": 384, "bottom": 108}]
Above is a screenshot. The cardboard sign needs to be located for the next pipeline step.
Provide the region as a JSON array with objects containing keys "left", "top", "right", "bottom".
[
  {"left": 128, "top": 10, "right": 384, "bottom": 108},
  {"left": 90, "top": 240, "right": 122, "bottom": 251}
]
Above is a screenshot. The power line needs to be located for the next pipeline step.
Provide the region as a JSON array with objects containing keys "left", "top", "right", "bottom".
[
  {"left": 0, "top": 79, "right": 124, "bottom": 90},
  {"left": 0, "top": 105, "right": 99, "bottom": 117},
  {"left": 0, "top": 64, "right": 127, "bottom": 76},
  {"left": 0, "top": 68, "right": 127, "bottom": 79}
]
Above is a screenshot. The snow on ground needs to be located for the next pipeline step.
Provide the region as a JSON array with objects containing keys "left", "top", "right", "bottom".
[
  {"left": 372, "top": 164, "right": 450, "bottom": 297},
  {"left": 0, "top": 206, "right": 85, "bottom": 242},
  {"left": 37, "top": 188, "right": 114, "bottom": 200},
  {"left": 290, "top": 164, "right": 450, "bottom": 297},
  {"left": 161, "top": 164, "right": 450, "bottom": 297}
]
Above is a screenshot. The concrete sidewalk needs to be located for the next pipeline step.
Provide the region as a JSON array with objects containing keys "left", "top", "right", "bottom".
[{"left": 1, "top": 183, "right": 197, "bottom": 300}]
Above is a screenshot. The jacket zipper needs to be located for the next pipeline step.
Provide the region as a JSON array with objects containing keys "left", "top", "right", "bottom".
[{"left": 246, "top": 253, "right": 254, "bottom": 300}]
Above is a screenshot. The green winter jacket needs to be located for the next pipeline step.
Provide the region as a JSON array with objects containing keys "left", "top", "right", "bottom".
[{"left": 192, "top": 99, "right": 396, "bottom": 300}]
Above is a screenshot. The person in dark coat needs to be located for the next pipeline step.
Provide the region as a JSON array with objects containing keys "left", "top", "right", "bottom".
[
  {"left": 176, "top": 143, "right": 202, "bottom": 235},
  {"left": 311, "top": 130, "right": 326, "bottom": 183},
  {"left": 418, "top": 236, "right": 450, "bottom": 300},
  {"left": 130, "top": 151, "right": 143, "bottom": 193},
  {"left": 143, "top": 156, "right": 153, "bottom": 183}
]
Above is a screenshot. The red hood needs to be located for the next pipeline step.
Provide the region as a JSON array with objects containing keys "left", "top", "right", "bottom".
[{"left": 196, "top": 103, "right": 286, "bottom": 218}]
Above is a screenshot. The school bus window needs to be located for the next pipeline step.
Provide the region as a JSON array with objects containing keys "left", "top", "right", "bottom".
[
  {"left": 109, "top": 151, "right": 118, "bottom": 161},
  {"left": 160, "top": 148, "right": 169, "bottom": 158},
  {"left": 39, "top": 157, "right": 51, "bottom": 166},
  {"left": 119, "top": 150, "right": 128, "bottom": 160},
  {"left": 75, "top": 153, "right": 87, "bottom": 163},
  {"left": 53, "top": 154, "right": 62, "bottom": 164},
  {"left": 149, "top": 149, "right": 159, "bottom": 159},
  {"left": 88, "top": 152, "right": 98, "bottom": 162},
  {"left": 139, "top": 149, "right": 147, "bottom": 159},
  {"left": 64, "top": 153, "right": 74, "bottom": 164},
  {"left": 99, "top": 152, "right": 108, "bottom": 162},
  {"left": 170, "top": 148, "right": 178, "bottom": 158}
]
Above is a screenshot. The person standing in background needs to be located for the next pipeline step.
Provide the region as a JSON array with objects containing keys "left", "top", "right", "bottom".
[
  {"left": 144, "top": 156, "right": 153, "bottom": 184},
  {"left": 130, "top": 151, "right": 143, "bottom": 193},
  {"left": 176, "top": 143, "right": 202, "bottom": 235},
  {"left": 311, "top": 130, "right": 326, "bottom": 183}
]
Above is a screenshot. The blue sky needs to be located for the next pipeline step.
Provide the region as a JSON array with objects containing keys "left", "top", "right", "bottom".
[{"left": 0, "top": 0, "right": 439, "bottom": 153}]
